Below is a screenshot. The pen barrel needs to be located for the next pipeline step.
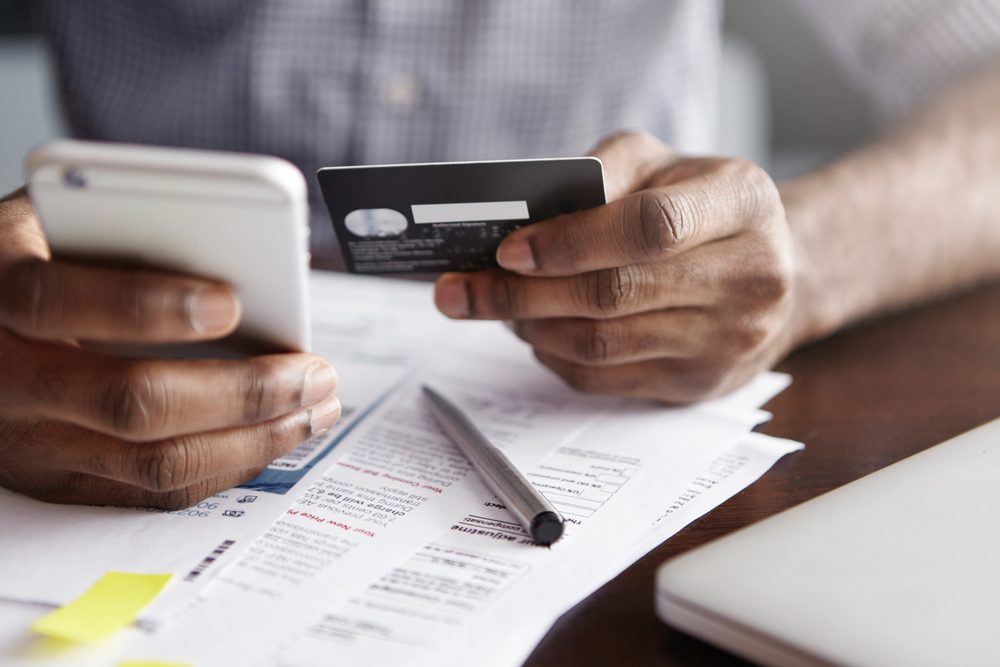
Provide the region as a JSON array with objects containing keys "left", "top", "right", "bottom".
[{"left": 456, "top": 434, "right": 558, "bottom": 530}]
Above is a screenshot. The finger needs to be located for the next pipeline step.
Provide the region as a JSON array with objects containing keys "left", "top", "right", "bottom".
[
  {"left": 534, "top": 350, "right": 740, "bottom": 404},
  {"left": 438, "top": 267, "right": 692, "bottom": 321},
  {"left": 496, "top": 159, "right": 772, "bottom": 276},
  {"left": 438, "top": 239, "right": 769, "bottom": 320},
  {"left": 0, "top": 188, "right": 49, "bottom": 261},
  {"left": 587, "top": 131, "right": 680, "bottom": 202},
  {"left": 512, "top": 309, "right": 711, "bottom": 366},
  {"left": 4, "top": 331, "right": 339, "bottom": 441},
  {"left": 25, "top": 467, "right": 269, "bottom": 510},
  {"left": 68, "top": 396, "right": 341, "bottom": 494},
  {"left": 435, "top": 264, "right": 698, "bottom": 320},
  {"left": 0, "top": 257, "right": 241, "bottom": 342}
]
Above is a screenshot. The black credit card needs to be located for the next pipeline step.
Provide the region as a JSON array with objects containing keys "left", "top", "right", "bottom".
[{"left": 317, "top": 158, "right": 606, "bottom": 274}]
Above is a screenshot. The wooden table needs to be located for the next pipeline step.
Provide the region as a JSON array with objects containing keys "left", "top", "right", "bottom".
[{"left": 524, "top": 281, "right": 1000, "bottom": 667}]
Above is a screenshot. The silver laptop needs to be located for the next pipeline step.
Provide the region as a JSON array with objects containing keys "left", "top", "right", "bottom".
[{"left": 656, "top": 417, "right": 1000, "bottom": 667}]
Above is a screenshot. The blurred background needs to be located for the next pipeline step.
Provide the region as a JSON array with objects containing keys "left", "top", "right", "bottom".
[{"left": 0, "top": 0, "right": 877, "bottom": 194}]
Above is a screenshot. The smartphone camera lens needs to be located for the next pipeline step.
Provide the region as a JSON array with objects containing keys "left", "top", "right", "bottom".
[{"left": 62, "top": 167, "right": 88, "bottom": 189}]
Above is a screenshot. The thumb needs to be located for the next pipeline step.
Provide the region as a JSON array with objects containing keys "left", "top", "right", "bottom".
[
  {"left": 587, "top": 131, "right": 681, "bottom": 201},
  {"left": 0, "top": 188, "right": 50, "bottom": 263}
]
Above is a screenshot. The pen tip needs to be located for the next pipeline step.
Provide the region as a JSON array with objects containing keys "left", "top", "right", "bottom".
[{"left": 531, "top": 511, "right": 564, "bottom": 546}]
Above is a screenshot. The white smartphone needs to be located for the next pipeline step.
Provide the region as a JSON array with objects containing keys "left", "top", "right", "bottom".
[{"left": 25, "top": 140, "right": 311, "bottom": 353}]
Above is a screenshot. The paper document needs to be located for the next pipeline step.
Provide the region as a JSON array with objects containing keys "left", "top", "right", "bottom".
[{"left": 267, "top": 401, "right": 799, "bottom": 667}]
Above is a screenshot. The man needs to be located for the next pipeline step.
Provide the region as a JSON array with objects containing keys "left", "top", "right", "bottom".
[{"left": 1, "top": 1, "right": 998, "bottom": 508}]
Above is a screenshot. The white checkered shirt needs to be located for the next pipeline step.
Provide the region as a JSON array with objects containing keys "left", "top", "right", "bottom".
[{"left": 41, "top": 0, "right": 1000, "bottom": 258}]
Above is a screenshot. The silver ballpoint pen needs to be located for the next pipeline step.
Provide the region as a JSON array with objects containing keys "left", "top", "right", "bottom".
[{"left": 421, "top": 384, "right": 565, "bottom": 546}]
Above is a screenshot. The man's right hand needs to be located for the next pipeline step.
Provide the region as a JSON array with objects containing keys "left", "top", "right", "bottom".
[{"left": 0, "top": 189, "right": 340, "bottom": 509}]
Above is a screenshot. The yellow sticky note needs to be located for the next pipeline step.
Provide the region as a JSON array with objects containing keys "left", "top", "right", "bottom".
[
  {"left": 31, "top": 572, "right": 173, "bottom": 643},
  {"left": 118, "top": 662, "right": 193, "bottom": 667}
]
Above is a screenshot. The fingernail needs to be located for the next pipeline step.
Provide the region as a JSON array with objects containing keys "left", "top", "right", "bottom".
[
  {"left": 309, "top": 394, "right": 342, "bottom": 435},
  {"left": 436, "top": 278, "right": 470, "bottom": 318},
  {"left": 301, "top": 363, "right": 338, "bottom": 406},
  {"left": 497, "top": 237, "right": 536, "bottom": 272},
  {"left": 188, "top": 287, "right": 240, "bottom": 335}
]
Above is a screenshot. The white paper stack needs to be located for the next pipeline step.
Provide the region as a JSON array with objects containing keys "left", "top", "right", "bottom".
[{"left": 0, "top": 272, "right": 802, "bottom": 667}]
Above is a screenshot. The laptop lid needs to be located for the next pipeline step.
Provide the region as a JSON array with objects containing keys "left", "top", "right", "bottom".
[{"left": 656, "top": 417, "right": 1000, "bottom": 667}]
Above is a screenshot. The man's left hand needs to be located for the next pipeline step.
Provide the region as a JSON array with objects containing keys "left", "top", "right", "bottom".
[{"left": 433, "top": 131, "right": 797, "bottom": 403}]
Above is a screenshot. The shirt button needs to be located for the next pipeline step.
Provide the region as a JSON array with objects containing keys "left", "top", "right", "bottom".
[{"left": 385, "top": 73, "right": 421, "bottom": 111}]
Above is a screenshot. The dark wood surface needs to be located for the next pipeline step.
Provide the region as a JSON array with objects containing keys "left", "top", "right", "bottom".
[{"left": 523, "top": 281, "right": 1000, "bottom": 667}]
